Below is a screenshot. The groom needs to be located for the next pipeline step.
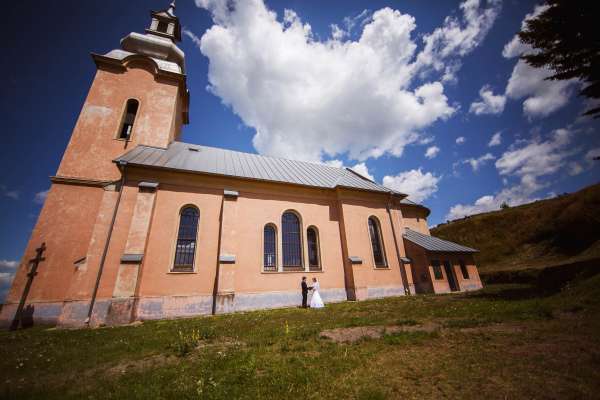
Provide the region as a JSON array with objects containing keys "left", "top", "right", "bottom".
[{"left": 301, "top": 276, "right": 312, "bottom": 308}]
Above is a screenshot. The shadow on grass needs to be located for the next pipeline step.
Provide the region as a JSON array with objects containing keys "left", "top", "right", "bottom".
[{"left": 468, "top": 284, "right": 547, "bottom": 301}]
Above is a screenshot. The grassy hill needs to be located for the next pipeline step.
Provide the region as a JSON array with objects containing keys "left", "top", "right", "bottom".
[
  {"left": 431, "top": 183, "right": 600, "bottom": 273},
  {"left": 1, "top": 275, "right": 600, "bottom": 399}
]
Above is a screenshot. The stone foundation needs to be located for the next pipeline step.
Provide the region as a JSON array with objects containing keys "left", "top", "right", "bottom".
[{"left": 1, "top": 287, "right": 402, "bottom": 328}]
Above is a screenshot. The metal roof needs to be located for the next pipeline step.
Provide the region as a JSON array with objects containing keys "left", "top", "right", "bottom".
[
  {"left": 116, "top": 142, "right": 393, "bottom": 193},
  {"left": 398, "top": 197, "right": 431, "bottom": 216},
  {"left": 403, "top": 228, "right": 478, "bottom": 253}
]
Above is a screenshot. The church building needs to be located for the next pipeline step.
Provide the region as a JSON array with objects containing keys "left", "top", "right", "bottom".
[{"left": 1, "top": 3, "right": 482, "bottom": 328}]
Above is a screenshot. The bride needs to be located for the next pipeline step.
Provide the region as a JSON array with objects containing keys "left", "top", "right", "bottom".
[{"left": 310, "top": 277, "right": 325, "bottom": 308}]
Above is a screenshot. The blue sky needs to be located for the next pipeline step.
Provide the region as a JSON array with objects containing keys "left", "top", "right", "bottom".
[{"left": 1, "top": 0, "right": 599, "bottom": 300}]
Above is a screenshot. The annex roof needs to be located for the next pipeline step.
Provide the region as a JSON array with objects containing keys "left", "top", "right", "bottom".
[
  {"left": 403, "top": 228, "right": 478, "bottom": 253},
  {"left": 116, "top": 142, "right": 394, "bottom": 193}
]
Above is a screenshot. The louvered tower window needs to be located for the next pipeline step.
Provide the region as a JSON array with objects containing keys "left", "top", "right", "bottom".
[{"left": 119, "top": 99, "right": 139, "bottom": 140}]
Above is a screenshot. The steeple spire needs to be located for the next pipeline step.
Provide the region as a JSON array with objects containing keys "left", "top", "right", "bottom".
[{"left": 168, "top": 1, "right": 176, "bottom": 17}]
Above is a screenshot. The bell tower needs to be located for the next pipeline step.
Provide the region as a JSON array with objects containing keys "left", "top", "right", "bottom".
[{"left": 56, "top": 1, "right": 189, "bottom": 182}]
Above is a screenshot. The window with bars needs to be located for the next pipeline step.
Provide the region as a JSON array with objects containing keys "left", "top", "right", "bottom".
[
  {"left": 459, "top": 259, "right": 469, "bottom": 279},
  {"left": 263, "top": 225, "right": 277, "bottom": 271},
  {"left": 172, "top": 206, "right": 199, "bottom": 272},
  {"left": 307, "top": 227, "right": 321, "bottom": 271},
  {"left": 368, "top": 217, "right": 386, "bottom": 267},
  {"left": 282, "top": 212, "right": 302, "bottom": 269},
  {"left": 119, "top": 99, "right": 139, "bottom": 140}
]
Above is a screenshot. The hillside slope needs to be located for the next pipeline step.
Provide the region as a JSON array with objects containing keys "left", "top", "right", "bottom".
[{"left": 431, "top": 183, "right": 600, "bottom": 273}]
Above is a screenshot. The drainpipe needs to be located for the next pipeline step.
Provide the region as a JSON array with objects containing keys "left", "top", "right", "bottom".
[
  {"left": 387, "top": 193, "right": 410, "bottom": 295},
  {"left": 211, "top": 196, "right": 225, "bottom": 315},
  {"left": 85, "top": 160, "right": 127, "bottom": 325}
]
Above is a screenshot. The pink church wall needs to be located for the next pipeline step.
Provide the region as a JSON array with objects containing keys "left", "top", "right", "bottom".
[{"left": 57, "top": 63, "right": 185, "bottom": 183}]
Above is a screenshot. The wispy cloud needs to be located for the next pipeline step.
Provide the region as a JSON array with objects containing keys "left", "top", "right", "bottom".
[
  {"left": 34, "top": 189, "right": 49, "bottom": 205},
  {"left": 0, "top": 185, "right": 19, "bottom": 200}
]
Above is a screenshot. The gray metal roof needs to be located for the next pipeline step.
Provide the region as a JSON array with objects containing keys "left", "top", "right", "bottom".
[
  {"left": 399, "top": 197, "right": 431, "bottom": 216},
  {"left": 403, "top": 228, "right": 478, "bottom": 253},
  {"left": 116, "top": 142, "right": 392, "bottom": 193}
]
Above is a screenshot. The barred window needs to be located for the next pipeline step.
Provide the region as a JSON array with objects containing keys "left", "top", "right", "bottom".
[
  {"left": 282, "top": 212, "right": 302, "bottom": 269},
  {"left": 264, "top": 225, "right": 277, "bottom": 271},
  {"left": 307, "top": 227, "right": 321, "bottom": 271},
  {"left": 119, "top": 99, "right": 139, "bottom": 140},
  {"left": 368, "top": 217, "right": 386, "bottom": 267},
  {"left": 173, "top": 206, "right": 199, "bottom": 272},
  {"left": 459, "top": 259, "right": 469, "bottom": 279}
]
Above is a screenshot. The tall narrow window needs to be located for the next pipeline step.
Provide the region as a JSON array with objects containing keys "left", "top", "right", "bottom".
[
  {"left": 307, "top": 227, "right": 321, "bottom": 271},
  {"left": 459, "top": 259, "right": 469, "bottom": 279},
  {"left": 173, "top": 206, "right": 199, "bottom": 272},
  {"left": 368, "top": 217, "right": 386, "bottom": 267},
  {"left": 432, "top": 260, "right": 443, "bottom": 280},
  {"left": 119, "top": 99, "right": 139, "bottom": 140},
  {"left": 282, "top": 212, "right": 302, "bottom": 269},
  {"left": 264, "top": 225, "right": 277, "bottom": 271}
]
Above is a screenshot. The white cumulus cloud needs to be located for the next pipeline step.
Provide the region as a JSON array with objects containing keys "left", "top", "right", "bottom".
[
  {"left": 0, "top": 260, "right": 18, "bottom": 304},
  {"left": 503, "top": 5, "right": 577, "bottom": 118},
  {"left": 495, "top": 128, "right": 574, "bottom": 179},
  {"left": 585, "top": 147, "right": 600, "bottom": 162},
  {"left": 446, "top": 182, "right": 541, "bottom": 220},
  {"left": 415, "top": 0, "right": 502, "bottom": 82},
  {"left": 455, "top": 136, "right": 466, "bottom": 144},
  {"left": 447, "top": 127, "right": 577, "bottom": 220},
  {"left": 191, "top": 0, "right": 500, "bottom": 162},
  {"left": 425, "top": 146, "right": 440, "bottom": 159},
  {"left": 471, "top": 5, "right": 578, "bottom": 119},
  {"left": 469, "top": 84, "right": 506, "bottom": 115},
  {"left": 349, "top": 162, "right": 374, "bottom": 181},
  {"left": 383, "top": 169, "right": 440, "bottom": 203},
  {"left": 462, "top": 153, "right": 495, "bottom": 171},
  {"left": 488, "top": 131, "right": 502, "bottom": 146}
]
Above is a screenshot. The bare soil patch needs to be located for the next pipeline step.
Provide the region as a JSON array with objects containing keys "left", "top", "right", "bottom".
[
  {"left": 320, "top": 323, "right": 439, "bottom": 343},
  {"left": 103, "top": 354, "right": 178, "bottom": 378},
  {"left": 459, "top": 322, "right": 526, "bottom": 334}
]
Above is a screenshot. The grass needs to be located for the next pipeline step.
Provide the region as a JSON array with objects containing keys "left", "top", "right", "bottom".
[
  {"left": 431, "top": 182, "right": 600, "bottom": 273},
  {"left": 1, "top": 274, "right": 600, "bottom": 399}
]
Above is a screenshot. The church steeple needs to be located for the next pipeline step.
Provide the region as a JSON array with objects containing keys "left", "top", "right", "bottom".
[
  {"left": 146, "top": 1, "right": 182, "bottom": 42},
  {"left": 118, "top": 1, "right": 185, "bottom": 72},
  {"left": 56, "top": 2, "right": 189, "bottom": 182}
]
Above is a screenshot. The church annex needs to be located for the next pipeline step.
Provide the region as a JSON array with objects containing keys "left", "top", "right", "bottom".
[{"left": 1, "top": 3, "right": 482, "bottom": 328}]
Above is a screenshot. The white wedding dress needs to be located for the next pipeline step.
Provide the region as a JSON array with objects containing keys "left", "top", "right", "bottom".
[{"left": 310, "top": 281, "right": 325, "bottom": 308}]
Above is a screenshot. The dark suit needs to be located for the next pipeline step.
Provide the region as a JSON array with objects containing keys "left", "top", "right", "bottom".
[{"left": 301, "top": 281, "right": 311, "bottom": 308}]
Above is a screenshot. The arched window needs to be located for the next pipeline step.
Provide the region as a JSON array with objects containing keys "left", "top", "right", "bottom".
[
  {"left": 119, "top": 99, "right": 139, "bottom": 140},
  {"left": 368, "top": 217, "right": 386, "bottom": 267},
  {"left": 172, "top": 206, "right": 199, "bottom": 272},
  {"left": 282, "top": 211, "right": 302, "bottom": 269},
  {"left": 307, "top": 227, "right": 321, "bottom": 271},
  {"left": 264, "top": 225, "right": 277, "bottom": 271}
]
